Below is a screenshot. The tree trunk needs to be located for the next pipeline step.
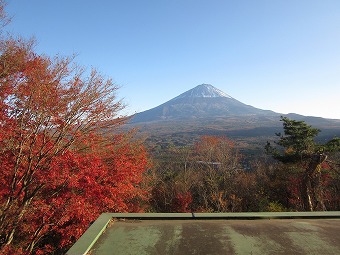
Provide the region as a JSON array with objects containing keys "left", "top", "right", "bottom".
[{"left": 301, "top": 154, "right": 327, "bottom": 211}]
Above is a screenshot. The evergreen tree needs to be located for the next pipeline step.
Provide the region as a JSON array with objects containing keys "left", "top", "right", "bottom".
[{"left": 266, "top": 116, "right": 340, "bottom": 211}]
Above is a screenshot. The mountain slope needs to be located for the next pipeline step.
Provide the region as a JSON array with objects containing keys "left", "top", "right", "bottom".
[
  {"left": 126, "top": 84, "right": 340, "bottom": 154},
  {"left": 131, "top": 84, "right": 277, "bottom": 123}
]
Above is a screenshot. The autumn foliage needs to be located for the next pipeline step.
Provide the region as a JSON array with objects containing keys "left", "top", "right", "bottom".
[
  {"left": 149, "top": 132, "right": 340, "bottom": 214},
  {"left": 0, "top": 35, "right": 149, "bottom": 254},
  {"left": 2, "top": 3, "right": 340, "bottom": 254}
]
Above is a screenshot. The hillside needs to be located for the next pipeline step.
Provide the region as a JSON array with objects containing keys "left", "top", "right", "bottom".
[
  {"left": 126, "top": 84, "right": 340, "bottom": 155},
  {"left": 131, "top": 84, "right": 277, "bottom": 123}
]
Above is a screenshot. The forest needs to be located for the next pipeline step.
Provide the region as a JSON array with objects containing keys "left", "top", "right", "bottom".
[{"left": 0, "top": 2, "right": 340, "bottom": 254}]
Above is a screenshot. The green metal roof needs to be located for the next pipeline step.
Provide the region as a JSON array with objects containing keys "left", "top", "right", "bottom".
[{"left": 66, "top": 212, "right": 340, "bottom": 255}]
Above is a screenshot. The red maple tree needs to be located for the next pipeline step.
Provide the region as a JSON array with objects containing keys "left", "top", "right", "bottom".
[{"left": 0, "top": 35, "right": 149, "bottom": 254}]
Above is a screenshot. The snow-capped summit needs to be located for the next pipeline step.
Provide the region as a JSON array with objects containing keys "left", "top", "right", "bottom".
[
  {"left": 131, "top": 84, "right": 277, "bottom": 123},
  {"left": 173, "top": 84, "right": 232, "bottom": 100}
]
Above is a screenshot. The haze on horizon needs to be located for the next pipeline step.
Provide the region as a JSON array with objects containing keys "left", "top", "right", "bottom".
[{"left": 5, "top": 0, "right": 340, "bottom": 119}]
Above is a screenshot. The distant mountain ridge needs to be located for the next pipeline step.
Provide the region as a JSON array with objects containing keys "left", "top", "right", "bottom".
[
  {"left": 127, "top": 84, "right": 340, "bottom": 153},
  {"left": 131, "top": 84, "right": 277, "bottom": 123}
]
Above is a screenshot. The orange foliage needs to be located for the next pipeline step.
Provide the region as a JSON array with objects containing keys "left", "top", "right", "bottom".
[{"left": 0, "top": 38, "right": 149, "bottom": 254}]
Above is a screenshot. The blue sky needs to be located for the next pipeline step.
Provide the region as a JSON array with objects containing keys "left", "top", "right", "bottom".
[{"left": 5, "top": 0, "right": 340, "bottom": 119}]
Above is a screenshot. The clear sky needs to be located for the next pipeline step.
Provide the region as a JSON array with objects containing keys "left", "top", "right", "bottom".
[{"left": 5, "top": 0, "right": 340, "bottom": 119}]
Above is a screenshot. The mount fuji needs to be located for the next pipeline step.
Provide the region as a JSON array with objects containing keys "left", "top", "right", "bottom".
[
  {"left": 131, "top": 84, "right": 277, "bottom": 123},
  {"left": 127, "top": 84, "right": 340, "bottom": 151}
]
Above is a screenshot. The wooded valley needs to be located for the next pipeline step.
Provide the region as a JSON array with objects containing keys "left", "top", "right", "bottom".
[{"left": 1, "top": 2, "right": 340, "bottom": 254}]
